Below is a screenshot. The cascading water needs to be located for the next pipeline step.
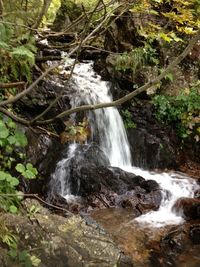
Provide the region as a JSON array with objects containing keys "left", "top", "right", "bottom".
[
  {"left": 69, "top": 62, "right": 131, "bottom": 167},
  {"left": 51, "top": 61, "right": 198, "bottom": 226}
]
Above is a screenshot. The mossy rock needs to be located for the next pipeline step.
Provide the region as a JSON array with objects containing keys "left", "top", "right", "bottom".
[{"left": 0, "top": 199, "right": 133, "bottom": 267}]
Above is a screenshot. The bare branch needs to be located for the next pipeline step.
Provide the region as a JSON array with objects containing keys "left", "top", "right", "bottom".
[
  {"left": 0, "top": 193, "right": 73, "bottom": 215},
  {"left": 30, "top": 0, "right": 111, "bottom": 123},
  {"left": 0, "top": 1, "right": 114, "bottom": 110},
  {"left": 0, "top": 107, "right": 30, "bottom": 125},
  {"left": 0, "top": 29, "right": 199, "bottom": 127},
  {"left": 0, "top": 81, "right": 25, "bottom": 89},
  {"left": 35, "top": 29, "right": 200, "bottom": 125}
]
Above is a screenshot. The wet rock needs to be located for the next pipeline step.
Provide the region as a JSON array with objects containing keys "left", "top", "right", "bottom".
[
  {"left": 127, "top": 104, "right": 177, "bottom": 169},
  {"left": 25, "top": 129, "right": 62, "bottom": 194},
  {"left": 64, "top": 143, "right": 110, "bottom": 168},
  {"left": 26, "top": 130, "right": 61, "bottom": 173},
  {"left": 104, "top": 11, "right": 144, "bottom": 53},
  {"left": 194, "top": 189, "right": 200, "bottom": 199},
  {"left": 49, "top": 143, "right": 162, "bottom": 214},
  {"left": 0, "top": 200, "right": 132, "bottom": 267},
  {"left": 115, "top": 188, "right": 162, "bottom": 214},
  {"left": 141, "top": 179, "right": 160, "bottom": 193},
  {"left": 149, "top": 222, "right": 200, "bottom": 267},
  {"left": 173, "top": 197, "right": 200, "bottom": 221},
  {"left": 189, "top": 225, "right": 200, "bottom": 245},
  {"left": 17, "top": 77, "right": 70, "bottom": 123}
]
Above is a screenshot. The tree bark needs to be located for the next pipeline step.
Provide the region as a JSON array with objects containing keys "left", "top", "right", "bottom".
[{"left": 33, "top": 0, "right": 52, "bottom": 29}]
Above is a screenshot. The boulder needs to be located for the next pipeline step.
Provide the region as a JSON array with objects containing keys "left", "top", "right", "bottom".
[
  {"left": 0, "top": 199, "right": 133, "bottom": 267},
  {"left": 149, "top": 222, "right": 200, "bottom": 267},
  {"left": 189, "top": 225, "right": 200, "bottom": 245},
  {"left": 172, "top": 197, "right": 200, "bottom": 221},
  {"left": 48, "top": 143, "right": 162, "bottom": 214}
]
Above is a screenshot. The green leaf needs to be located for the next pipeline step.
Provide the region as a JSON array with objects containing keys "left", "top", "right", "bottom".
[
  {"left": 9, "top": 177, "right": 19, "bottom": 187},
  {"left": 0, "top": 171, "right": 6, "bottom": 181},
  {"left": 0, "top": 121, "right": 9, "bottom": 139},
  {"left": 9, "top": 205, "right": 18, "bottom": 214},
  {"left": 8, "top": 136, "right": 16, "bottom": 145},
  {"left": 165, "top": 73, "right": 174, "bottom": 82},
  {"left": 30, "top": 255, "right": 41, "bottom": 267},
  {"left": 19, "top": 250, "right": 29, "bottom": 262},
  {"left": 7, "top": 120, "right": 16, "bottom": 129},
  {"left": 11, "top": 46, "right": 35, "bottom": 66},
  {"left": 26, "top": 163, "right": 38, "bottom": 175},
  {"left": 8, "top": 249, "right": 18, "bottom": 259},
  {"left": 15, "top": 163, "right": 25, "bottom": 173},
  {"left": 14, "top": 130, "right": 27, "bottom": 147},
  {"left": 24, "top": 170, "right": 35, "bottom": 179}
]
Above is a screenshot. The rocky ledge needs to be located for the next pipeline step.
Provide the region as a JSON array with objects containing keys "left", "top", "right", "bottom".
[{"left": 0, "top": 199, "right": 133, "bottom": 267}]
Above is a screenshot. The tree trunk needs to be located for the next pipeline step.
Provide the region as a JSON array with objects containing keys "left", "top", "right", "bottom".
[{"left": 33, "top": 0, "right": 52, "bottom": 29}]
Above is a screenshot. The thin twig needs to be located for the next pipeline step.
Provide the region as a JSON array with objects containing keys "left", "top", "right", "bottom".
[
  {"left": 0, "top": 29, "right": 199, "bottom": 126},
  {"left": 0, "top": 193, "right": 73, "bottom": 215}
]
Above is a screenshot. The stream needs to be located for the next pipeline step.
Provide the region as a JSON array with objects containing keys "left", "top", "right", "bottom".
[{"left": 49, "top": 61, "right": 199, "bottom": 265}]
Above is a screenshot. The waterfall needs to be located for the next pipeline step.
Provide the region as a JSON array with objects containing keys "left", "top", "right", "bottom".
[
  {"left": 51, "top": 61, "right": 198, "bottom": 227},
  {"left": 69, "top": 62, "right": 131, "bottom": 167}
]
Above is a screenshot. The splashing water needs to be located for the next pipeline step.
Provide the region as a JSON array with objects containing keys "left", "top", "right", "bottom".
[
  {"left": 68, "top": 62, "right": 131, "bottom": 167},
  {"left": 52, "top": 61, "right": 198, "bottom": 227}
]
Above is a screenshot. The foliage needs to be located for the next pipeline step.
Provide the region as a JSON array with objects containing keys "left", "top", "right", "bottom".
[
  {"left": 9, "top": 249, "right": 41, "bottom": 267},
  {"left": 122, "top": 109, "right": 136, "bottom": 129},
  {"left": 0, "top": 216, "right": 41, "bottom": 267},
  {"left": 60, "top": 117, "right": 91, "bottom": 144},
  {"left": 45, "top": 0, "right": 61, "bottom": 25},
  {"left": 130, "top": 0, "right": 199, "bottom": 43},
  {"left": 3, "top": 0, "right": 44, "bottom": 28},
  {"left": 115, "top": 44, "right": 159, "bottom": 75},
  {"left": 0, "top": 23, "right": 36, "bottom": 83},
  {"left": 153, "top": 84, "right": 200, "bottom": 140},
  {"left": 0, "top": 114, "right": 38, "bottom": 213},
  {"left": 0, "top": 218, "right": 18, "bottom": 249}
]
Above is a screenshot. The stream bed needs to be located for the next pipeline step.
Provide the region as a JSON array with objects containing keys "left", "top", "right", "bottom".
[
  {"left": 47, "top": 61, "right": 200, "bottom": 266},
  {"left": 91, "top": 208, "right": 200, "bottom": 267}
]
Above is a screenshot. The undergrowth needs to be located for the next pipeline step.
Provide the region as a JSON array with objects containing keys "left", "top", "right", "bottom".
[{"left": 153, "top": 83, "right": 200, "bottom": 141}]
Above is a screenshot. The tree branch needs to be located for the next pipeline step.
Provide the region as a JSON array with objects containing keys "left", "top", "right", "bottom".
[
  {"left": 0, "top": 2, "right": 114, "bottom": 110},
  {"left": 0, "top": 29, "right": 199, "bottom": 127},
  {"left": 0, "top": 107, "right": 31, "bottom": 125},
  {"left": 0, "top": 81, "right": 25, "bottom": 89},
  {"left": 35, "top": 29, "right": 200, "bottom": 125},
  {"left": 30, "top": 0, "right": 111, "bottom": 123},
  {"left": 33, "top": 0, "right": 52, "bottom": 29}
]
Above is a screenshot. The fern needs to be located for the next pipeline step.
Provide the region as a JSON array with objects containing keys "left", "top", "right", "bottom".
[
  {"left": 0, "top": 24, "right": 13, "bottom": 43},
  {"left": 11, "top": 46, "right": 35, "bottom": 81},
  {"left": 11, "top": 46, "right": 35, "bottom": 65},
  {"left": 0, "top": 41, "right": 10, "bottom": 50}
]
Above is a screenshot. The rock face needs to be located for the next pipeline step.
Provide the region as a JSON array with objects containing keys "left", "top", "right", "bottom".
[
  {"left": 48, "top": 143, "right": 162, "bottom": 215},
  {"left": 173, "top": 197, "right": 200, "bottom": 221},
  {"left": 104, "top": 11, "right": 144, "bottom": 53},
  {"left": 51, "top": 0, "right": 82, "bottom": 32},
  {"left": 25, "top": 129, "right": 62, "bottom": 194},
  {"left": 126, "top": 103, "right": 177, "bottom": 169},
  {"left": 0, "top": 199, "right": 133, "bottom": 267}
]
